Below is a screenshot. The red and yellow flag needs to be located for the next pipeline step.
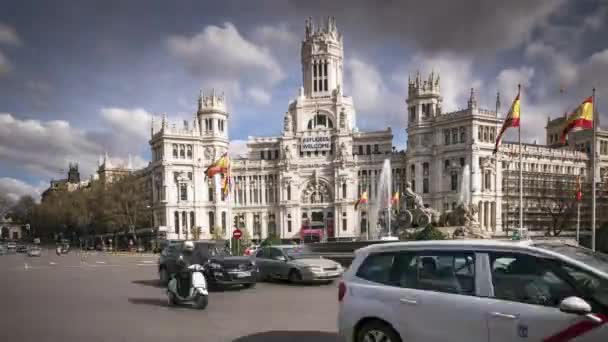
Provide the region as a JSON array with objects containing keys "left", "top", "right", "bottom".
[
  {"left": 575, "top": 175, "right": 582, "bottom": 202},
  {"left": 560, "top": 96, "right": 594, "bottom": 143},
  {"left": 355, "top": 191, "right": 368, "bottom": 210},
  {"left": 205, "top": 152, "right": 230, "bottom": 179},
  {"left": 391, "top": 192, "right": 400, "bottom": 206},
  {"left": 493, "top": 92, "right": 521, "bottom": 154}
]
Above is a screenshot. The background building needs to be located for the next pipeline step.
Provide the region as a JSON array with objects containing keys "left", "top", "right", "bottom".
[{"left": 148, "top": 17, "right": 608, "bottom": 241}]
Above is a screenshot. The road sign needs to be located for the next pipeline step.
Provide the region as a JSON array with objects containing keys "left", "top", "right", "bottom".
[{"left": 233, "top": 228, "right": 242, "bottom": 240}]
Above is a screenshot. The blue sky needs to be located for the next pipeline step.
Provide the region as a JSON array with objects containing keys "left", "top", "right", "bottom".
[{"left": 1, "top": 0, "right": 607, "bottom": 200}]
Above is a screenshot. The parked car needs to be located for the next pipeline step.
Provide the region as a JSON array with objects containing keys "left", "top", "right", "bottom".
[
  {"left": 338, "top": 240, "right": 608, "bottom": 342},
  {"left": 27, "top": 246, "right": 42, "bottom": 257},
  {"left": 159, "top": 241, "right": 257, "bottom": 289},
  {"left": 7, "top": 241, "right": 17, "bottom": 252},
  {"left": 16, "top": 244, "right": 28, "bottom": 253},
  {"left": 253, "top": 245, "right": 343, "bottom": 283},
  {"left": 0, "top": 244, "right": 7, "bottom": 255}
]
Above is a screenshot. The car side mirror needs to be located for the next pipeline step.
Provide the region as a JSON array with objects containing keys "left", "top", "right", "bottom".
[{"left": 559, "top": 296, "right": 591, "bottom": 315}]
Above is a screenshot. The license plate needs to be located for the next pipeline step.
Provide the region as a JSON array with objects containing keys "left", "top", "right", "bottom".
[
  {"left": 326, "top": 272, "right": 339, "bottom": 277},
  {"left": 236, "top": 271, "right": 251, "bottom": 278}
]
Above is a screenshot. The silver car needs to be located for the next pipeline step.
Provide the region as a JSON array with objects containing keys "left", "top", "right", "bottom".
[
  {"left": 253, "top": 245, "right": 343, "bottom": 283},
  {"left": 27, "top": 246, "right": 42, "bottom": 257}
]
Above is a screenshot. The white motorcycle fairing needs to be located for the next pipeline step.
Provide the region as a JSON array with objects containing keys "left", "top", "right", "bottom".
[{"left": 191, "top": 271, "right": 208, "bottom": 296}]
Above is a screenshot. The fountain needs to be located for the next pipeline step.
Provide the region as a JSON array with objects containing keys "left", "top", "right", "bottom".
[{"left": 374, "top": 159, "right": 398, "bottom": 241}]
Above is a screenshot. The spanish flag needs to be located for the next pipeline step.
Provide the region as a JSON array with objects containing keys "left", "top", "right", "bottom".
[
  {"left": 355, "top": 191, "right": 368, "bottom": 210},
  {"left": 205, "top": 152, "right": 230, "bottom": 179},
  {"left": 575, "top": 175, "right": 582, "bottom": 202},
  {"left": 391, "top": 192, "right": 400, "bottom": 206},
  {"left": 221, "top": 160, "right": 231, "bottom": 197},
  {"left": 493, "top": 91, "right": 521, "bottom": 154},
  {"left": 560, "top": 97, "right": 594, "bottom": 144}
]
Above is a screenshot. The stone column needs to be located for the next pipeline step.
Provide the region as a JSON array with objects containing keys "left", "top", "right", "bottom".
[
  {"left": 491, "top": 202, "right": 496, "bottom": 232},
  {"left": 261, "top": 213, "right": 268, "bottom": 240},
  {"left": 479, "top": 201, "right": 485, "bottom": 230},
  {"left": 245, "top": 212, "right": 254, "bottom": 238},
  {"left": 484, "top": 202, "right": 490, "bottom": 230}
]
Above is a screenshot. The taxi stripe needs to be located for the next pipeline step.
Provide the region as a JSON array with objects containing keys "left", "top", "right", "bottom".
[{"left": 543, "top": 314, "right": 608, "bottom": 342}]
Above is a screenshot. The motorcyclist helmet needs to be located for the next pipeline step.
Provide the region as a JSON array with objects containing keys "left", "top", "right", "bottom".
[{"left": 184, "top": 241, "right": 195, "bottom": 252}]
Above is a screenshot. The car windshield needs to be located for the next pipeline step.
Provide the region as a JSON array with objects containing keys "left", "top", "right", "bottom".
[
  {"left": 282, "top": 246, "right": 316, "bottom": 259},
  {"left": 535, "top": 243, "right": 608, "bottom": 274}
]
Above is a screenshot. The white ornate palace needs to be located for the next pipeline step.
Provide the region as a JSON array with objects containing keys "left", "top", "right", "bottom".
[{"left": 147, "top": 17, "right": 608, "bottom": 241}]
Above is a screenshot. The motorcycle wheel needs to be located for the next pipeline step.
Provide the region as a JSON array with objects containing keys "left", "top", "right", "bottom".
[
  {"left": 195, "top": 294, "right": 208, "bottom": 310},
  {"left": 167, "top": 291, "right": 178, "bottom": 307}
]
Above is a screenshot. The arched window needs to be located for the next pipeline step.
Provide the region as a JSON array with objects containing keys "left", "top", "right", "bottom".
[
  {"left": 342, "top": 183, "right": 347, "bottom": 199},
  {"left": 307, "top": 113, "right": 333, "bottom": 129},
  {"left": 174, "top": 211, "right": 180, "bottom": 234},
  {"left": 208, "top": 212, "right": 215, "bottom": 233}
]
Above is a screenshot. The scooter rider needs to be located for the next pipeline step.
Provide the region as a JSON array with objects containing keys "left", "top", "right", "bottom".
[{"left": 176, "top": 241, "right": 209, "bottom": 295}]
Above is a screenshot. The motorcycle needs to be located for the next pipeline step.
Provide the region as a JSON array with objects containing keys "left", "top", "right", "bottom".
[
  {"left": 166, "top": 264, "right": 209, "bottom": 310},
  {"left": 56, "top": 245, "right": 62, "bottom": 256}
]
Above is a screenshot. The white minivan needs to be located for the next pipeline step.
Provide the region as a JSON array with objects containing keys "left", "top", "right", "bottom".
[{"left": 338, "top": 240, "right": 608, "bottom": 342}]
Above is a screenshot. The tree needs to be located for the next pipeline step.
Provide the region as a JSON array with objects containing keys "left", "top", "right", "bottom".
[
  {"left": 535, "top": 177, "right": 577, "bottom": 236},
  {"left": 191, "top": 226, "right": 202, "bottom": 240},
  {"left": 9, "top": 195, "right": 36, "bottom": 224},
  {"left": 104, "top": 174, "right": 152, "bottom": 241},
  {"left": 211, "top": 227, "right": 225, "bottom": 241},
  {"left": 0, "top": 193, "right": 14, "bottom": 218}
]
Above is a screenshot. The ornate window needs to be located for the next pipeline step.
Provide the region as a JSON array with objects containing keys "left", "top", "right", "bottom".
[
  {"left": 187, "top": 145, "right": 193, "bottom": 159},
  {"left": 208, "top": 212, "right": 215, "bottom": 233},
  {"left": 172, "top": 144, "right": 178, "bottom": 158},
  {"left": 444, "top": 129, "right": 450, "bottom": 145},
  {"left": 460, "top": 127, "right": 466, "bottom": 143}
]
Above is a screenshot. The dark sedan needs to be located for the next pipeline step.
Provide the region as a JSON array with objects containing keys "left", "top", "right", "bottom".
[{"left": 158, "top": 241, "right": 257, "bottom": 289}]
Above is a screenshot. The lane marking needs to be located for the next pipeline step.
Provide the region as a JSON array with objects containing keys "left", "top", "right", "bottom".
[
  {"left": 49, "top": 262, "right": 57, "bottom": 265},
  {"left": 96, "top": 261, "right": 106, "bottom": 264},
  {"left": 24, "top": 263, "right": 29, "bottom": 270},
  {"left": 141, "top": 260, "right": 154, "bottom": 264},
  {"left": 136, "top": 264, "right": 157, "bottom": 266}
]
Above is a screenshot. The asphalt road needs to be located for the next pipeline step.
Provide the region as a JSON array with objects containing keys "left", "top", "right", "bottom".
[{"left": 0, "top": 249, "right": 341, "bottom": 342}]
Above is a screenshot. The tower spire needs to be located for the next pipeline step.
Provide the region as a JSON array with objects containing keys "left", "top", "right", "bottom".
[{"left": 468, "top": 87, "right": 477, "bottom": 109}]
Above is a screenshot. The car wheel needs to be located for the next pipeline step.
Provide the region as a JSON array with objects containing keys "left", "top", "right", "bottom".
[
  {"left": 288, "top": 269, "right": 302, "bottom": 283},
  {"left": 243, "top": 283, "right": 256, "bottom": 289},
  {"left": 356, "top": 320, "right": 401, "bottom": 342},
  {"left": 159, "top": 268, "right": 169, "bottom": 286}
]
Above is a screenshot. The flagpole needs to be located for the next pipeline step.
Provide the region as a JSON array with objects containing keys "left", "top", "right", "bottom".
[
  {"left": 592, "top": 88, "right": 597, "bottom": 251},
  {"left": 518, "top": 84, "right": 523, "bottom": 238},
  {"left": 495, "top": 91, "right": 500, "bottom": 234},
  {"left": 577, "top": 201, "right": 581, "bottom": 244}
]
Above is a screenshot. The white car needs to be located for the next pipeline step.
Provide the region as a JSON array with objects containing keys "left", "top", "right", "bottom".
[{"left": 338, "top": 240, "right": 608, "bottom": 342}]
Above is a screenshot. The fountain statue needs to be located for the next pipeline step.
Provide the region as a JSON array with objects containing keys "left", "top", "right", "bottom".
[{"left": 450, "top": 164, "right": 489, "bottom": 239}]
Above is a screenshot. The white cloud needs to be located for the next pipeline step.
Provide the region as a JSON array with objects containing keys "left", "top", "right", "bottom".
[
  {"left": 228, "top": 140, "right": 248, "bottom": 158},
  {"left": 346, "top": 57, "right": 403, "bottom": 130},
  {"left": 0, "top": 23, "right": 21, "bottom": 46},
  {"left": 0, "top": 177, "right": 43, "bottom": 202},
  {"left": 100, "top": 107, "right": 152, "bottom": 141},
  {"left": 0, "top": 113, "right": 101, "bottom": 178},
  {"left": 496, "top": 67, "right": 535, "bottom": 97},
  {"left": 246, "top": 87, "right": 271, "bottom": 105},
  {"left": 167, "top": 22, "right": 284, "bottom": 84},
  {"left": 252, "top": 24, "right": 298, "bottom": 49},
  {"left": 0, "top": 108, "right": 157, "bottom": 189}
]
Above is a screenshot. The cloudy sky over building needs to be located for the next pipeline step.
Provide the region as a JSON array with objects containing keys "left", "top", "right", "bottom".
[{"left": 1, "top": 0, "right": 607, "bottom": 200}]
